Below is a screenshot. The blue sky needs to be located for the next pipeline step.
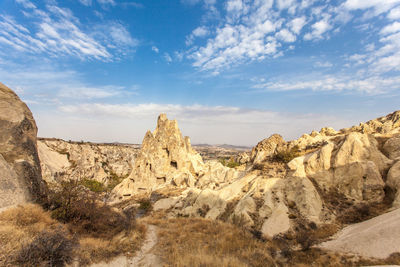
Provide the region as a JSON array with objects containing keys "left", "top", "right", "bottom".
[{"left": 0, "top": 0, "right": 399, "bottom": 146}]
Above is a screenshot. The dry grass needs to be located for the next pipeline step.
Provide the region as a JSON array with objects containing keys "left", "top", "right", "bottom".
[
  {"left": 150, "top": 217, "right": 277, "bottom": 267},
  {"left": 0, "top": 204, "right": 67, "bottom": 266},
  {"left": 0, "top": 204, "right": 146, "bottom": 266},
  {"left": 77, "top": 223, "right": 146, "bottom": 265}
]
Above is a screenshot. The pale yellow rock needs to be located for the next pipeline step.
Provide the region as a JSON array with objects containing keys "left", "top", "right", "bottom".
[
  {"left": 112, "top": 114, "right": 205, "bottom": 200},
  {"left": 383, "top": 136, "right": 400, "bottom": 160},
  {"left": 38, "top": 139, "right": 138, "bottom": 184},
  {"left": 0, "top": 83, "right": 44, "bottom": 209},
  {"left": 153, "top": 197, "right": 180, "bottom": 211},
  {"left": 320, "top": 208, "right": 400, "bottom": 259},
  {"left": 261, "top": 203, "right": 290, "bottom": 238},
  {"left": 386, "top": 161, "right": 400, "bottom": 208},
  {"left": 232, "top": 196, "right": 257, "bottom": 226},
  {"left": 285, "top": 176, "right": 323, "bottom": 223},
  {"left": 37, "top": 141, "right": 70, "bottom": 183},
  {"left": 250, "top": 134, "right": 285, "bottom": 164}
]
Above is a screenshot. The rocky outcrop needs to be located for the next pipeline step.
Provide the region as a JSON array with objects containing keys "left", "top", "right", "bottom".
[
  {"left": 0, "top": 83, "right": 44, "bottom": 210},
  {"left": 320, "top": 208, "right": 400, "bottom": 259},
  {"left": 153, "top": 111, "right": 400, "bottom": 239},
  {"left": 38, "top": 138, "right": 138, "bottom": 185},
  {"left": 288, "top": 133, "right": 392, "bottom": 202},
  {"left": 383, "top": 135, "right": 400, "bottom": 160},
  {"left": 112, "top": 114, "right": 205, "bottom": 200},
  {"left": 386, "top": 161, "right": 400, "bottom": 207},
  {"left": 345, "top": 110, "right": 400, "bottom": 135},
  {"left": 250, "top": 134, "right": 286, "bottom": 164}
]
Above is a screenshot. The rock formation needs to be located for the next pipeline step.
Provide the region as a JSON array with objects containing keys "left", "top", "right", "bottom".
[
  {"left": 112, "top": 114, "right": 205, "bottom": 200},
  {"left": 0, "top": 83, "right": 44, "bottom": 210},
  {"left": 152, "top": 111, "right": 400, "bottom": 239},
  {"left": 38, "top": 138, "right": 139, "bottom": 185},
  {"left": 250, "top": 134, "right": 286, "bottom": 164}
]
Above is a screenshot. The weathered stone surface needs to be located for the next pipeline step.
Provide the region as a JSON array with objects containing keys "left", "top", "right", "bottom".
[
  {"left": 347, "top": 110, "right": 400, "bottom": 135},
  {"left": 383, "top": 136, "right": 400, "bottom": 160},
  {"left": 261, "top": 204, "right": 290, "bottom": 238},
  {"left": 386, "top": 161, "right": 400, "bottom": 208},
  {"left": 0, "top": 82, "right": 43, "bottom": 209},
  {"left": 320, "top": 208, "right": 400, "bottom": 259},
  {"left": 250, "top": 134, "right": 285, "bottom": 164},
  {"left": 38, "top": 139, "right": 138, "bottom": 184},
  {"left": 196, "top": 160, "right": 240, "bottom": 189},
  {"left": 112, "top": 114, "right": 205, "bottom": 200},
  {"left": 289, "top": 133, "right": 391, "bottom": 202}
]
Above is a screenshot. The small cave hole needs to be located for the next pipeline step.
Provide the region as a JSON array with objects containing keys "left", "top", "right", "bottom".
[{"left": 170, "top": 161, "right": 178, "bottom": 169}]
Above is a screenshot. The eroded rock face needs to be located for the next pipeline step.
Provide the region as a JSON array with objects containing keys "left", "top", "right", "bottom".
[
  {"left": 112, "top": 114, "right": 205, "bottom": 200},
  {"left": 250, "top": 134, "right": 286, "bottom": 164},
  {"left": 0, "top": 83, "right": 44, "bottom": 210},
  {"left": 386, "top": 161, "right": 400, "bottom": 208},
  {"left": 38, "top": 138, "right": 138, "bottom": 185},
  {"left": 289, "top": 133, "right": 391, "bottom": 202},
  {"left": 383, "top": 135, "right": 400, "bottom": 160}
]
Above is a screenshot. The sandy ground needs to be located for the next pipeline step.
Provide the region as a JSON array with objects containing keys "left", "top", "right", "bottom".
[{"left": 320, "top": 208, "right": 400, "bottom": 259}]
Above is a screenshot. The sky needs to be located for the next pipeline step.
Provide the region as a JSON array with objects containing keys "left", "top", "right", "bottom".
[{"left": 0, "top": 0, "right": 399, "bottom": 146}]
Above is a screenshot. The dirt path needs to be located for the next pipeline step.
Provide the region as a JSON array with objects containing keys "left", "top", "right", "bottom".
[
  {"left": 89, "top": 224, "right": 161, "bottom": 267},
  {"left": 129, "top": 225, "right": 161, "bottom": 266}
]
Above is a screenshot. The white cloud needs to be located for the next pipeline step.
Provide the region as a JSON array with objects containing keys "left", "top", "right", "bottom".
[
  {"left": 1, "top": 2, "right": 137, "bottom": 61},
  {"left": 15, "top": 0, "right": 36, "bottom": 9},
  {"left": 380, "top": 21, "right": 400, "bottom": 35},
  {"left": 276, "top": 29, "right": 296, "bottom": 42},
  {"left": 304, "top": 19, "right": 332, "bottom": 40},
  {"left": 288, "top": 16, "right": 307, "bottom": 34},
  {"left": 315, "top": 61, "right": 333, "bottom": 68},
  {"left": 186, "top": 26, "right": 209, "bottom": 45},
  {"left": 253, "top": 75, "right": 400, "bottom": 94},
  {"left": 164, "top": 52, "right": 172, "bottom": 63},
  {"left": 97, "top": 0, "right": 116, "bottom": 6},
  {"left": 151, "top": 46, "right": 159, "bottom": 53},
  {"left": 78, "top": 0, "right": 92, "bottom": 6},
  {"left": 388, "top": 6, "right": 400, "bottom": 19}
]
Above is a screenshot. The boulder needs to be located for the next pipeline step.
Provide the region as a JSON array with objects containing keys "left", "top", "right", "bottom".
[
  {"left": 383, "top": 136, "right": 400, "bottom": 160},
  {"left": 250, "top": 134, "right": 285, "bottom": 164},
  {"left": 289, "top": 133, "right": 391, "bottom": 202},
  {"left": 0, "top": 83, "right": 44, "bottom": 210},
  {"left": 386, "top": 161, "right": 400, "bottom": 208}
]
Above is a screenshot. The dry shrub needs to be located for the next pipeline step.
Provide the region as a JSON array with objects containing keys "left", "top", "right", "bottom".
[
  {"left": 15, "top": 227, "right": 76, "bottom": 267},
  {"left": 46, "top": 180, "right": 135, "bottom": 238},
  {"left": 153, "top": 217, "right": 276, "bottom": 267},
  {"left": 0, "top": 204, "right": 68, "bottom": 266}
]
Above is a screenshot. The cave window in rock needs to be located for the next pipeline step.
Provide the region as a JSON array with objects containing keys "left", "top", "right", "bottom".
[{"left": 170, "top": 160, "right": 178, "bottom": 169}]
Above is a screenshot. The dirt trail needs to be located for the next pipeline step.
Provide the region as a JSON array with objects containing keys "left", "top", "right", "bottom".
[
  {"left": 89, "top": 224, "right": 161, "bottom": 267},
  {"left": 130, "top": 225, "right": 161, "bottom": 266}
]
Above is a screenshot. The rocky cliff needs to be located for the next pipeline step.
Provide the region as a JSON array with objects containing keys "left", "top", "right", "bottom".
[
  {"left": 0, "top": 83, "right": 44, "bottom": 210},
  {"left": 38, "top": 138, "right": 139, "bottom": 186}
]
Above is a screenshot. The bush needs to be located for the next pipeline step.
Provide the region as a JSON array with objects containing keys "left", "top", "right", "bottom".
[
  {"left": 46, "top": 180, "right": 135, "bottom": 238},
  {"left": 273, "top": 146, "right": 300, "bottom": 163},
  {"left": 138, "top": 198, "right": 153, "bottom": 213},
  {"left": 219, "top": 158, "right": 240, "bottom": 168},
  {"left": 14, "top": 227, "right": 76, "bottom": 267},
  {"left": 81, "top": 179, "right": 106, "bottom": 193}
]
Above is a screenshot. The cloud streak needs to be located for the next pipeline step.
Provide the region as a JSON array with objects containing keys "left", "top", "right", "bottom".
[{"left": 0, "top": 1, "right": 137, "bottom": 61}]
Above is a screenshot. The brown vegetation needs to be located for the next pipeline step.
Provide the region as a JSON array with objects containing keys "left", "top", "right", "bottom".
[{"left": 150, "top": 217, "right": 276, "bottom": 267}]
